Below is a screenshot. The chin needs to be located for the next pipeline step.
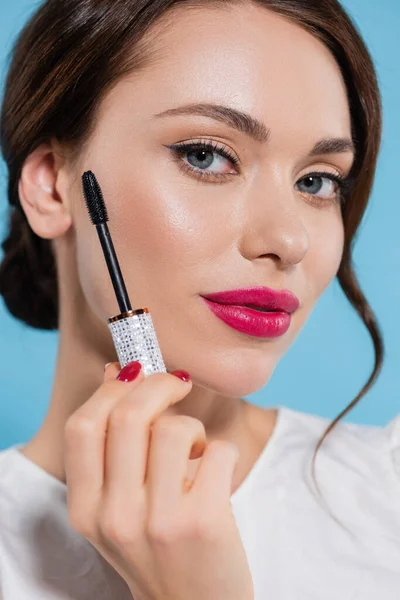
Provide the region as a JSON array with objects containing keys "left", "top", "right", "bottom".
[{"left": 186, "top": 355, "right": 278, "bottom": 398}]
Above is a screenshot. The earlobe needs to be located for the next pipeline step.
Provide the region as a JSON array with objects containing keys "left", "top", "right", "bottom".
[{"left": 18, "top": 143, "right": 72, "bottom": 240}]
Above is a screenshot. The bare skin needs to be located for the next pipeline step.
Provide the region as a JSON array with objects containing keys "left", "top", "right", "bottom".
[{"left": 18, "top": 4, "right": 353, "bottom": 494}]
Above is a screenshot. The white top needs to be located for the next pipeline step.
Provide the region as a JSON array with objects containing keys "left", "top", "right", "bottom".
[{"left": 1, "top": 405, "right": 400, "bottom": 599}]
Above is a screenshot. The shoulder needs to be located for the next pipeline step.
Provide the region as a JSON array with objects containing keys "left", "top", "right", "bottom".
[
  {"left": 0, "top": 444, "right": 26, "bottom": 476},
  {"left": 273, "top": 406, "right": 400, "bottom": 492},
  {"left": 0, "top": 445, "right": 21, "bottom": 484},
  {"left": 277, "top": 406, "right": 400, "bottom": 523},
  {"left": 0, "top": 445, "right": 26, "bottom": 513},
  {"left": 278, "top": 404, "right": 397, "bottom": 461}
]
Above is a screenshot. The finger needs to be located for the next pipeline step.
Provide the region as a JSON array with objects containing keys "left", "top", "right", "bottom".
[
  {"left": 64, "top": 362, "right": 145, "bottom": 524},
  {"left": 104, "top": 362, "right": 121, "bottom": 382},
  {"left": 191, "top": 440, "right": 239, "bottom": 506},
  {"left": 103, "top": 373, "right": 193, "bottom": 501},
  {"left": 146, "top": 415, "right": 206, "bottom": 513}
]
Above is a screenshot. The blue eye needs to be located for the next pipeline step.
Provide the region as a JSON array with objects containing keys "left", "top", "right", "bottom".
[
  {"left": 167, "top": 140, "right": 240, "bottom": 179},
  {"left": 296, "top": 172, "right": 344, "bottom": 201},
  {"left": 185, "top": 148, "right": 225, "bottom": 171}
]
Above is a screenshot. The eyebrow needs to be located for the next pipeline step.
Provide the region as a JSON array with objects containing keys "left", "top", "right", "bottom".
[{"left": 154, "top": 102, "right": 355, "bottom": 156}]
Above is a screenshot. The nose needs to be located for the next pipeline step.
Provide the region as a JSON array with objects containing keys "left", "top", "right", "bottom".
[{"left": 238, "top": 173, "right": 310, "bottom": 269}]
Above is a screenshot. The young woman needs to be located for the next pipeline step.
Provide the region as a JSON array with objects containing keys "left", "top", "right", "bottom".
[{"left": 0, "top": 0, "right": 399, "bottom": 598}]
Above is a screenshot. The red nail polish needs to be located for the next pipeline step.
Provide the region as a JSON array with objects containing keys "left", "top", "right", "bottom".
[
  {"left": 171, "top": 370, "right": 191, "bottom": 382},
  {"left": 117, "top": 361, "right": 142, "bottom": 382}
]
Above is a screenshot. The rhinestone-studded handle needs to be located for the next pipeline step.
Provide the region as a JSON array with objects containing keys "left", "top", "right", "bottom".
[{"left": 108, "top": 310, "right": 166, "bottom": 376}]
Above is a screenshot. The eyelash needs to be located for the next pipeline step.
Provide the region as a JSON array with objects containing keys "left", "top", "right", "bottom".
[{"left": 167, "top": 140, "right": 352, "bottom": 204}]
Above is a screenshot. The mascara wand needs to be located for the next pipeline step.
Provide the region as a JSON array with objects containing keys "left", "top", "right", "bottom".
[
  {"left": 82, "top": 171, "right": 131, "bottom": 314},
  {"left": 82, "top": 170, "right": 167, "bottom": 376}
]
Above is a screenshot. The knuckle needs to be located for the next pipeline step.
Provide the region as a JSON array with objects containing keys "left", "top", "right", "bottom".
[
  {"left": 152, "top": 415, "right": 205, "bottom": 439},
  {"left": 151, "top": 417, "right": 180, "bottom": 439},
  {"left": 100, "top": 508, "right": 138, "bottom": 545},
  {"left": 147, "top": 518, "right": 182, "bottom": 544},
  {"left": 190, "top": 512, "right": 220, "bottom": 540},
  {"left": 109, "top": 401, "right": 146, "bottom": 429},
  {"left": 64, "top": 414, "right": 97, "bottom": 438}
]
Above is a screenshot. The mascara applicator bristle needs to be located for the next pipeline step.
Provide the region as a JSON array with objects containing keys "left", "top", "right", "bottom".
[{"left": 82, "top": 170, "right": 109, "bottom": 225}]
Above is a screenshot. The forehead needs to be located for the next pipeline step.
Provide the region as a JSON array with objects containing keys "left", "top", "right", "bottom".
[{"left": 100, "top": 3, "right": 351, "bottom": 138}]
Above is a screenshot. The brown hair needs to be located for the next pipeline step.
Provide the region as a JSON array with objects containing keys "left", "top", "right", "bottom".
[{"left": 0, "top": 0, "right": 383, "bottom": 529}]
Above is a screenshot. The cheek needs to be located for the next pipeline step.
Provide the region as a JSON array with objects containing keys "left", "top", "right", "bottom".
[
  {"left": 75, "top": 217, "right": 119, "bottom": 320},
  {"left": 107, "top": 174, "right": 235, "bottom": 298},
  {"left": 306, "top": 211, "right": 344, "bottom": 299}
]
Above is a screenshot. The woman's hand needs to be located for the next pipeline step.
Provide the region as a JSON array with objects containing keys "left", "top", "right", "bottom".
[{"left": 63, "top": 360, "right": 254, "bottom": 600}]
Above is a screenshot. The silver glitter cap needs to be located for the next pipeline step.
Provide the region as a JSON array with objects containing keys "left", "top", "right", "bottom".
[{"left": 108, "top": 308, "right": 167, "bottom": 376}]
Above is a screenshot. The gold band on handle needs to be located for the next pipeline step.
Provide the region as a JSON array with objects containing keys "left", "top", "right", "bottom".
[{"left": 107, "top": 308, "right": 149, "bottom": 324}]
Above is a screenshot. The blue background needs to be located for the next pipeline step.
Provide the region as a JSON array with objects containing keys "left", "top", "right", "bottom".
[{"left": 0, "top": 1, "right": 399, "bottom": 450}]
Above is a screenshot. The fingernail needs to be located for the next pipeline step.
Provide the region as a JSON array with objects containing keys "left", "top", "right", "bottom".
[
  {"left": 104, "top": 362, "right": 112, "bottom": 372},
  {"left": 171, "top": 370, "right": 191, "bottom": 382},
  {"left": 117, "top": 361, "right": 142, "bottom": 382}
]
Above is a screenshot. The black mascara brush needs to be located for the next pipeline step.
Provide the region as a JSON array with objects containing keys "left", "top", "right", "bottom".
[
  {"left": 81, "top": 170, "right": 166, "bottom": 376},
  {"left": 82, "top": 171, "right": 132, "bottom": 314}
]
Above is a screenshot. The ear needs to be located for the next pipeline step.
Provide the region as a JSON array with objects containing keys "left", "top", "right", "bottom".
[{"left": 18, "top": 143, "right": 72, "bottom": 240}]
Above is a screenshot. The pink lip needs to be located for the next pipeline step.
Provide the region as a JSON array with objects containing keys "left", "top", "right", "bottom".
[
  {"left": 202, "top": 286, "right": 299, "bottom": 312},
  {"left": 201, "top": 286, "right": 299, "bottom": 338}
]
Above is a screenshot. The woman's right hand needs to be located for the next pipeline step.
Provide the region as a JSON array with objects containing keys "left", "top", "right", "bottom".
[{"left": 63, "top": 360, "right": 254, "bottom": 600}]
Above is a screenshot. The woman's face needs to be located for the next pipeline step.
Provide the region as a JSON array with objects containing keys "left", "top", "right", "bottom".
[{"left": 70, "top": 4, "right": 354, "bottom": 397}]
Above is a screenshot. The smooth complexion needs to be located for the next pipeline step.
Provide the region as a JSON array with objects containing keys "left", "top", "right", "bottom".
[{"left": 17, "top": 4, "right": 354, "bottom": 491}]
